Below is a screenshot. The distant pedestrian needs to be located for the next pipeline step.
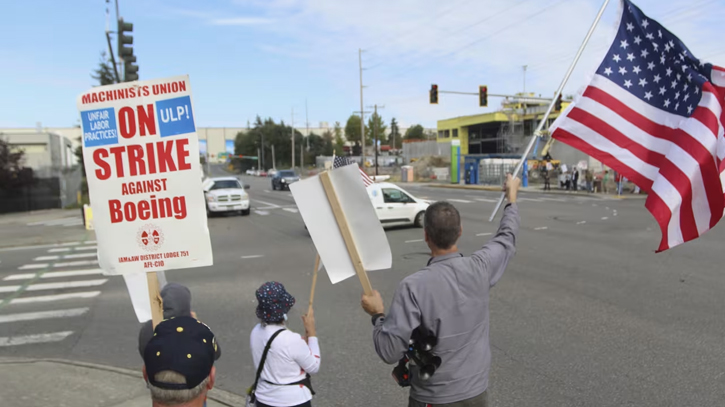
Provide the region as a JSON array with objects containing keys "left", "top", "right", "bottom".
[
  {"left": 143, "top": 316, "right": 218, "bottom": 407},
  {"left": 138, "top": 283, "right": 222, "bottom": 361},
  {"left": 603, "top": 170, "right": 610, "bottom": 194},
  {"left": 585, "top": 170, "right": 594, "bottom": 193},
  {"left": 572, "top": 169, "right": 579, "bottom": 191},
  {"left": 565, "top": 172, "right": 571, "bottom": 190},
  {"left": 248, "top": 282, "right": 320, "bottom": 407},
  {"left": 543, "top": 168, "right": 551, "bottom": 191}
]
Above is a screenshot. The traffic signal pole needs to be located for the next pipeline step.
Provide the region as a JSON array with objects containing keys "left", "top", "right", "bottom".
[{"left": 105, "top": 31, "right": 121, "bottom": 83}]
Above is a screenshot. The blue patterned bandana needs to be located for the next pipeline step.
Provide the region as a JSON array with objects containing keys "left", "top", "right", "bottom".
[{"left": 255, "top": 282, "right": 296, "bottom": 323}]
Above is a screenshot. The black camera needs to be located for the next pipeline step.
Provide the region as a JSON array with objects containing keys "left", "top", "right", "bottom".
[{"left": 392, "top": 329, "right": 442, "bottom": 387}]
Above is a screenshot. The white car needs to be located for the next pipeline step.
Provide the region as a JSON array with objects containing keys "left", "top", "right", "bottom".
[
  {"left": 367, "top": 182, "right": 429, "bottom": 228},
  {"left": 245, "top": 169, "right": 256, "bottom": 176},
  {"left": 202, "top": 177, "right": 250, "bottom": 216}
]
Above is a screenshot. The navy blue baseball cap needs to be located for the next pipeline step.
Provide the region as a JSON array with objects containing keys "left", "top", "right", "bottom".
[{"left": 144, "top": 316, "right": 217, "bottom": 389}]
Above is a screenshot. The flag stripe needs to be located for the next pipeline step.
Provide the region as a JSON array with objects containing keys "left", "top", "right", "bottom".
[{"left": 583, "top": 79, "right": 724, "bottom": 229}]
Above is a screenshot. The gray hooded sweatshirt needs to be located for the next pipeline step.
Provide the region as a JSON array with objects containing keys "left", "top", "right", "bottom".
[{"left": 137, "top": 283, "right": 221, "bottom": 359}]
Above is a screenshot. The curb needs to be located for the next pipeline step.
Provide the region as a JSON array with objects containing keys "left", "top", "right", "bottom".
[
  {"left": 425, "top": 183, "right": 647, "bottom": 199},
  {"left": 0, "top": 357, "right": 246, "bottom": 406}
]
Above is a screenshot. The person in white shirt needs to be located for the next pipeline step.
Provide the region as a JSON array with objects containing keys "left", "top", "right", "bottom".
[{"left": 250, "top": 281, "right": 320, "bottom": 407}]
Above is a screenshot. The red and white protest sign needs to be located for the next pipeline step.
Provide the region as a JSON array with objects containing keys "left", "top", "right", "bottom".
[{"left": 77, "top": 75, "right": 213, "bottom": 275}]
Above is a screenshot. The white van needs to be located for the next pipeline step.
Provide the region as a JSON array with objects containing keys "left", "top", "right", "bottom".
[{"left": 367, "top": 182, "right": 429, "bottom": 228}]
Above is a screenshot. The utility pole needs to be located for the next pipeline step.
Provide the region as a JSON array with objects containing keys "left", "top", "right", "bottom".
[
  {"left": 260, "top": 132, "right": 265, "bottom": 171},
  {"left": 359, "top": 48, "right": 366, "bottom": 173},
  {"left": 305, "top": 99, "right": 310, "bottom": 151},
  {"left": 300, "top": 144, "right": 304, "bottom": 171},
  {"left": 271, "top": 144, "right": 276, "bottom": 170},
  {"left": 291, "top": 108, "right": 295, "bottom": 169},
  {"left": 366, "top": 104, "right": 385, "bottom": 175}
]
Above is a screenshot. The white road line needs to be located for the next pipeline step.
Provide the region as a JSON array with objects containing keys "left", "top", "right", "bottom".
[
  {"left": 518, "top": 198, "right": 544, "bottom": 203},
  {"left": 62, "top": 253, "right": 97, "bottom": 259},
  {"left": 0, "top": 279, "right": 108, "bottom": 293},
  {"left": 48, "top": 248, "right": 71, "bottom": 253},
  {"left": 601, "top": 217, "right": 609, "bottom": 220},
  {"left": 475, "top": 198, "right": 497, "bottom": 203},
  {"left": 241, "top": 255, "right": 264, "bottom": 259},
  {"left": 283, "top": 208, "right": 299, "bottom": 213},
  {"left": 605, "top": 207, "right": 610, "bottom": 210},
  {"left": 0, "top": 308, "right": 89, "bottom": 324},
  {"left": 539, "top": 197, "right": 566, "bottom": 202},
  {"left": 476, "top": 233, "right": 493, "bottom": 236},
  {"left": 534, "top": 227, "right": 549, "bottom": 231},
  {"left": 405, "top": 239, "right": 424, "bottom": 243},
  {"left": 577, "top": 221, "right": 587, "bottom": 225},
  {"left": 254, "top": 211, "right": 270, "bottom": 216},
  {"left": 18, "top": 264, "right": 48, "bottom": 270},
  {"left": 75, "top": 245, "right": 97, "bottom": 251},
  {"left": 253, "top": 200, "right": 281, "bottom": 208},
  {"left": 613, "top": 213, "right": 618, "bottom": 216},
  {"left": 59, "top": 242, "right": 81, "bottom": 246},
  {"left": 10, "top": 291, "right": 101, "bottom": 304},
  {"left": 4, "top": 269, "right": 103, "bottom": 281},
  {"left": 84, "top": 240, "right": 96, "bottom": 244},
  {"left": 447, "top": 199, "right": 472, "bottom": 203},
  {"left": 0, "top": 331, "right": 74, "bottom": 347},
  {"left": 53, "top": 260, "right": 99, "bottom": 268},
  {"left": 264, "top": 190, "right": 271, "bottom": 193},
  {"left": 34, "top": 256, "right": 60, "bottom": 261}
]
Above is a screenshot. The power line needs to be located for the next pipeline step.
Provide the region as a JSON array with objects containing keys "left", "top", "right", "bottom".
[{"left": 371, "top": 0, "right": 568, "bottom": 83}]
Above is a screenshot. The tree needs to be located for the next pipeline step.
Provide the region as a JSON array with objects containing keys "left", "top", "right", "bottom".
[
  {"left": 0, "top": 138, "right": 34, "bottom": 190},
  {"left": 366, "top": 112, "right": 387, "bottom": 145},
  {"left": 235, "top": 117, "right": 304, "bottom": 170},
  {"left": 389, "top": 118, "right": 401, "bottom": 149},
  {"left": 74, "top": 137, "right": 85, "bottom": 176},
  {"left": 333, "top": 121, "right": 345, "bottom": 156},
  {"left": 404, "top": 124, "right": 426, "bottom": 141},
  {"left": 91, "top": 53, "right": 116, "bottom": 86},
  {"left": 344, "top": 115, "right": 363, "bottom": 144}
]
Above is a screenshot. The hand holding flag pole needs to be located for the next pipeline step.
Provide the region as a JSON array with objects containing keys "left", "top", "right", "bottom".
[{"left": 488, "top": 0, "right": 612, "bottom": 222}]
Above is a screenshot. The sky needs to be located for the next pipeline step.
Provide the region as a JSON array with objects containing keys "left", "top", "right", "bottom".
[{"left": 1, "top": 0, "right": 724, "bottom": 130}]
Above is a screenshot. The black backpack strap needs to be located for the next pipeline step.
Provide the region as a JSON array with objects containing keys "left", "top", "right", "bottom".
[{"left": 250, "top": 328, "right": 285, "bottom": 397}]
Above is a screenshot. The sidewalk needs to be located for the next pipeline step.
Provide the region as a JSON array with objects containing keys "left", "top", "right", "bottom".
[
  {"left": 0, "top": 358, "right": 245, "bottom": 407},
  {"left": 425, "top": 183, "right": 647, "bottom": 200}
]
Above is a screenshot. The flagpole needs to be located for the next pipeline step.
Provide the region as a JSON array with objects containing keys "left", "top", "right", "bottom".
[{"left": 488, "top": 0, "right": 612, "bottom": 222}]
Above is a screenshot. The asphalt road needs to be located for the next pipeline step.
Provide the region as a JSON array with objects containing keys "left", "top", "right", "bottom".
[{"left": 1, "top": 165, "right": 725, "bottom": 406}]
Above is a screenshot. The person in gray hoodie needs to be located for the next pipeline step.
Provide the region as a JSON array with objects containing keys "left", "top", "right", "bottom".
[{"left": 138, "top": 283, "right": 222, "bottom": 360}]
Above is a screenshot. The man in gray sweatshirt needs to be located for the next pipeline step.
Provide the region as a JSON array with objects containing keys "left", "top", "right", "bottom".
[
  {"left": 138, "top": 283, "right": 221, "bottom": 360},
  {"left": 362, "top": 174, "right": 520, "bottom": 406}
]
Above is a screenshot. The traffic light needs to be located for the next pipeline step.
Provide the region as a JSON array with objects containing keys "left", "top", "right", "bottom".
[
  {"left": 117, "top": 18, "right": 138, "bottom": 82},
  {"left": 429, "top": 84, "right": 438, "bottom": 104},
  {"left": 554, "top": 94, "right": 563, "bottom": 112},
  {"left": 479, "top": 86, "right": 488, "bottom": 107}
]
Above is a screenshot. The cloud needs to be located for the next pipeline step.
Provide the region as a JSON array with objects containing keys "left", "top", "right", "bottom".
[{"left": 210, "top": 16, "right": 274, "bottom": 26}]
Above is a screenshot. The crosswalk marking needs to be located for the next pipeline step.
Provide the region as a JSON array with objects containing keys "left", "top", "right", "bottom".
[
  {"left": 48, "top": 248, "right": 71, "bottom": 253},
  {"left": 476, "top": 232, "right": 493, "bottom": 236},
  {"left": 475, "top": 198, "right": 497, "bottom": 203},
  {"left": 34, "top": 255, "right": 60, "bottom": 261},
  {"left": 518, "top": 198, "right": 544, "bottom": 203},
  {"left": 18, "top": 263, "right": 48, "bottom": 270},
  {"left": 447, "top": 199, "right": 473, "bottom": 203},
  {"left": 283, "top": 208, "right": 299, "bottom": 213},
  {"left": 254, "top": 200, "right": 281, "bottom": 208},
  {"left": 539, "top": 197, "right": 566, "bottom": 202},
  {"left": 62, "top": 252, "right": 97, "bottom": 259},
  {"left": 0, "top": 308, "right": 89, "bottom": 324},
  {"left": 53, "top": 260, "right": 98, "bottom": 268},
  {"left": 75, "top": 245, "right": 97, "bottom": 251},
  {"left": 0, "top": 331, "right": 74, "bottom": 347},
  {"left": 255, "top": 211, "right": 270, "bottom": 216},
  {"left": 4, "top": 269, "right": 103, "bottom": 281},
  {"left": 0, "top": 279, "right": 108, "bottom": 294},
  {"left": 405, "top": 239, "right": 424, "bottom": 243},
  {"left": 241, "top": 255, "right": 264, "bottom": 259},
  {"left": 10, "top": 291, "right": 101, "bottom": 304}
]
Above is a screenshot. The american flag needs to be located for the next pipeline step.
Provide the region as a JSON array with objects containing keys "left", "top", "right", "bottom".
[
  {"left": 333, "top": 155, "right": 374, "bottom": 186},
  {"left": 551, "top": 0, "right": 725, "bottom": 252}
]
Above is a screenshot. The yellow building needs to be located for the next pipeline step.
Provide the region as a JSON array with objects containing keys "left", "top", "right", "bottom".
[{"left": 436, "top": 96, "right": 571, "bottom": 156}]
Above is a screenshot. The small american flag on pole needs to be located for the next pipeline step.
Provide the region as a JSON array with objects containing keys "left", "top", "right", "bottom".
[
  {"left": 333, "top": 155, "right": 374, "bottom": 187},
  {"left": 551, "top": 0, "right": 725, "bottom": 252}
]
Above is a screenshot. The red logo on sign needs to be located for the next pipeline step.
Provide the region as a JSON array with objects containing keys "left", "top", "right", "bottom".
[{"left": 136, "top": 224, "right": 165, "bottom": 252}]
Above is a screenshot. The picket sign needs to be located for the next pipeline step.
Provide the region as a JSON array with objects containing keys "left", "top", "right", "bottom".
[
  {"left": 307, "top": 254, "right": 321, "bottom": 315},
  {"left": 318, "top": 171, "right": 373, "bottom": 295},
  {"left": 147, "top": 272, "right": 164, "bottom": 328}
]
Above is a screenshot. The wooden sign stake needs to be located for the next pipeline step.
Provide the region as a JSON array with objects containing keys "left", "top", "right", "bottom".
[
  {"left": 319, "top": 171, "right": 374, "bottom": 295},
  {"left": 307, "top": 253, "right": 321, "bottom": 314},
  {"left": 147, "top": 272, "right": 164, "bottom": 328}
]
